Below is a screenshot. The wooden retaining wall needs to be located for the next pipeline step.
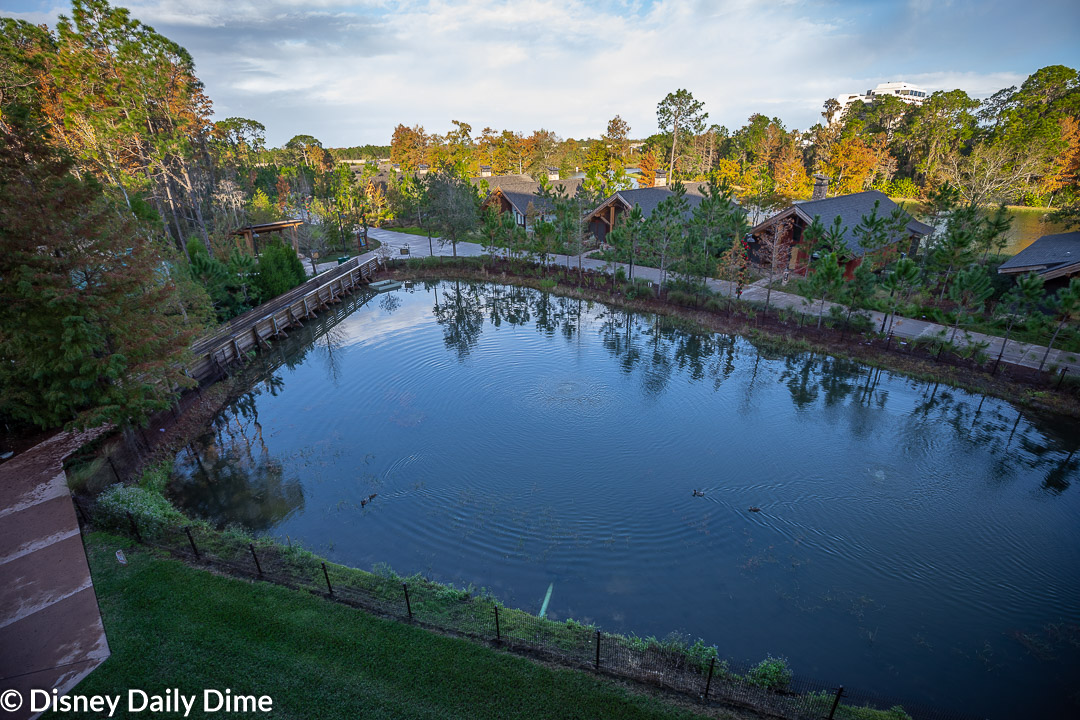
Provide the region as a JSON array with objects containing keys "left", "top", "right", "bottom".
[{"left": 187, "top": 255, "right": 380, "bottom": 383}]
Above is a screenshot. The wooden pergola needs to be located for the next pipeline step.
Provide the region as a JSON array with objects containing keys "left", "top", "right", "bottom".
[{"left": 230, "top": 220, "right": 304, "bottom": 255}]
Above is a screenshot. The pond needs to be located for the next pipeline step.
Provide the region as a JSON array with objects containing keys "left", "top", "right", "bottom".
[
  {"left": 169, "top": 281, "right": 1080, "bottom": 719},
  {"left": 895, "top": 202, "right": 1068, "bottom": 256}
]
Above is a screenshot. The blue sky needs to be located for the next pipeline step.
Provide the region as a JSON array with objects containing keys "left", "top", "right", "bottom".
[{"left": 4, "top": 0, "right": 1079, "bottom": 147}]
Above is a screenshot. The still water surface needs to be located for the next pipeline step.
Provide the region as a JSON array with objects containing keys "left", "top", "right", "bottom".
[{"left": 170, "top": 281, "right": 1080, "bottom": 718}]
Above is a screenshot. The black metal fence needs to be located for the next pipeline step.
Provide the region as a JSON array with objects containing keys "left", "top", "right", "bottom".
[{"left": 68, "top": 486, "right": 982, "bottom": 720}]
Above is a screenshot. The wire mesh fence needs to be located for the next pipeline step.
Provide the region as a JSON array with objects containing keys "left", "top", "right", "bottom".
[{"left": 70, "top": 487, "right": 983, "bottom": 720}]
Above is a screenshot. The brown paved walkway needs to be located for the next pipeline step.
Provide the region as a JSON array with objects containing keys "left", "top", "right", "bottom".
[{"left": 1, "top": 429, "right": 109, "bottom": 720}]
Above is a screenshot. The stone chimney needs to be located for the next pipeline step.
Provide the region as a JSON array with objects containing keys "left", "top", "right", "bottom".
[
  {"left": 417, "top": 163, "right": 430, "bottom": 176},
  {"left": 654, "top": 171, "right": 668, "bottom": 188},
  {"left": 546, "top": 167, "right": 559, "bottom": 182},
  {"left": 479, "top": 165, "right": 492, "bottom": 178},
  {"left": 811, "top": 173, "right": 830, "bottom": 200}
]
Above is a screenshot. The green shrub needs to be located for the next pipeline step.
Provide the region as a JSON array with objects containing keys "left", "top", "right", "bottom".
[
  {"left": 97, "top": 483, "right": 185, "bottom": 539},
  {"left": 667, "top": 290, "right": 694, "bottom": 307},
  {"left": 254, "top": 239, "right": 306, "bottom": 300},
  {"left": 888, "top": 177, "right": 922, "bottom": 200},
  {"left": 614, "top": 267, "right": 627, "bottom": 283},
  {"left": 746, "top": 655, "right": 792, "bottom": 691}
]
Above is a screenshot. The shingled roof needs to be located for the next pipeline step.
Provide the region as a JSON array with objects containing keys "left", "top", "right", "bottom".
[
  {"left": 470, "top": 174, "right": 536, "bottom": 190},
  {"left": 479, "top": 176, "right": 588, "bottom": 217},
  {"left": 589, "top": 184, "right": 711, "bottom": 222},
  {"left": 752, "top": 190, "right": 934, "bottom": 257},
  {"left": 998, "top": 231, "right": 1080, "bottom": 279}
]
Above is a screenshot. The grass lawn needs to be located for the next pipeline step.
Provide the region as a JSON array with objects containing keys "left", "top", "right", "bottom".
[
  {"left": 60, "top": 533, "right": 723, "bottom": 720},
  {"left": 382, "top": 226, "right": 433, "bottom": 237}
]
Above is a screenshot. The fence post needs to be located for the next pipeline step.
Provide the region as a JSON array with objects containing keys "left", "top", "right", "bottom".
[
  {"left": 322, "top": 562, "right": 334, "bottom": 596},
  {"left": 106, "top": 455, "right": 122, "bottom": 483},
  {"left": 403, "top": 583, "right": 413, "bottom": 619},
  {"left": 126, "top": 512, "right": 142, "bottom": 544},
  {"left": 827, "top": 686, "right": 844, "bottom": 720},
  {"left": 184, "top": 526, "right": 199, "bottom": 559},
  {"left": 249, "top": 543, "right": 263, "bottom": 576},
  {"left": 595, "top": 630, "right": 601, "bottom": 671},
  {"left": 494, "top": 605, "right": 501, "bottom": 641},
  {"left": 704, "top": 657, "right": 716, "bottom": 699},
  {"left": 1057, "top": 367, "right": 1068, "bottom": 389}
]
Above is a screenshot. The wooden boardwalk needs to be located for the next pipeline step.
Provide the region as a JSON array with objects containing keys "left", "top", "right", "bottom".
[{"left": 187, "top": 255, "right": 379, "bottom": 383}]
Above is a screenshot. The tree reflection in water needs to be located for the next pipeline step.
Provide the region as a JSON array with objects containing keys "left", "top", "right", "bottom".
[
  {"left": 171, "top": 280, "right": 1078, "bottom": 535},
  {"left": 173, "top": 390, "right": 304, "bottom": 531}
]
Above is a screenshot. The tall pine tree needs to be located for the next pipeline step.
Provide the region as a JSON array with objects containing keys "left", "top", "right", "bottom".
[{"left": 0, "top": 118, "right": 198, "bottom": 430}]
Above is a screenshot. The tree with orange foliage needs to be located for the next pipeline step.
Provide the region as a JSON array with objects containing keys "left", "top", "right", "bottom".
[
  {"left": 1039, "top": 116, "right": 1080, "bottom": 202},
  {"left": 824, "top": 136, "right": 892, "bottom": 195},
  {"left": 637, "top": 149, "right": 657, "bottom": 187},
  {"left": 390, "top": 123, "right": 429, "bottom": 171},
  {"left": 772, "top": 142, "right": 811, "bottom": 200}
]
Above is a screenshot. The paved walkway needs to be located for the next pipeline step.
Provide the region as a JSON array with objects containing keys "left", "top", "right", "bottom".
[
  {"left": 368, "top": 228, "right": 1080, "bottom": 374},
  {"left": 1, "top": 429, "right": 110, "bottom": 720}
]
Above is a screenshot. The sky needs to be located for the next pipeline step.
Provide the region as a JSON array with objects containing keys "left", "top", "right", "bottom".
[{"left": 4, "top": 0, "right": 1080, "bottom": 148}]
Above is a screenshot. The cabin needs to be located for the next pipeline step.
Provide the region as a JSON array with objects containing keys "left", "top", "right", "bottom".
[
  {"left": 474, "top": 169, "right": 585, "bottom": 229},
  {"left": 749, "top": 189, "right": 933, "bottom": 277},
  {"left": 230, "top": 219, "right": 304, "bottom": 255},
  {"left": 482, "top": 187, "right": 555, "bottom": 228},
  {"left": 997, "top": 231, "right": 1080, "bottom": 287},
  {"left": 585, "top": 184, "right": 708, "bottom": 244}
]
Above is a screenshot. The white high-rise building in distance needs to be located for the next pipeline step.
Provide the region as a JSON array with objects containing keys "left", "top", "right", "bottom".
[{"left": 832, "top": 81, "right": 929, "bottom": 123}]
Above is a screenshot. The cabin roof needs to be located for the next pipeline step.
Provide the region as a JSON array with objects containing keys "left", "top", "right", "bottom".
[
  {"left": 998, "top": 231, "right": 1080, "bottom": 278},
  {"left": 229, "top": 219, "right": 303, "bottom": 235},
  {"left": 751, "top": 190, "right": 932, "bottom": 257},
  {"left": 481, "top": 177, "right": 588, "bottom": 217},
  {"left": 588, "top": 183, "right": 711, "bottom": 222}
]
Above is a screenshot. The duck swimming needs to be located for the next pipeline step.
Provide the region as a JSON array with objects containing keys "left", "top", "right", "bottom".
[
  {"left": 748, "top": 506, "right": 761, "bottom": 512},
  {"left": 692, "top": 490, "right": 705, "bottom": 497}
]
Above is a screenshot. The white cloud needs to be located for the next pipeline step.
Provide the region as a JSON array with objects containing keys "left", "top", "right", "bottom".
[{"left": 6, "top": 0, "right": 1078, "bottom": 145}]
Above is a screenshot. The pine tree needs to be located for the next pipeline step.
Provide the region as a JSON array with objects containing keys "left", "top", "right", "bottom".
[{"left": 0, "top": 119, "right": 198, "bottom": 429}]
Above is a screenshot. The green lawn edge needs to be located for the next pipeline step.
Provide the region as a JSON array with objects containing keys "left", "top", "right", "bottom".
[{"left": 61, "top": 532, "right": 727, "bottom": 720}]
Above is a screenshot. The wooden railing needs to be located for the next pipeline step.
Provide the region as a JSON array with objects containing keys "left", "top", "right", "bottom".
[{"left": 187, "top": 255, "right": 380, "bottom": 383}]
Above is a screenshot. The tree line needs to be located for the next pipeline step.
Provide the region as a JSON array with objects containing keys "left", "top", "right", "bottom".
[{"left": 1, "top": 0, "right": 1077, "bottom": 435}]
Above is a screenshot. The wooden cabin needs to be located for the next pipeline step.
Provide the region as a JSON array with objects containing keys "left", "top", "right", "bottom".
[
  {"left": 475, "top": 173, "right": 585, "bottom": 229},
  {"left": 997, "top": 231, "right": 1080, "bottom": 287},
  {"left": 749, "top": 190, "right": 933, "bottom": 278},
  {"left": 585, "top": 185, "right": 708, "bottom": 244}
]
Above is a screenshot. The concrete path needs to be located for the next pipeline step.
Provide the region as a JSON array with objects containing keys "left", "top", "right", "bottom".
[
  {"left": 369, "top": 228, "right": 1080, "bottom": 374},
  {"left": 0, "top": 429, "right": 110, "bottom": 720}
]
